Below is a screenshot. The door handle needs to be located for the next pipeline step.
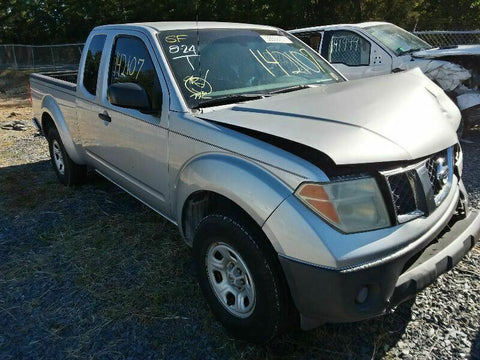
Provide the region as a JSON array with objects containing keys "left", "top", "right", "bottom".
[{"left": 98, "top": 112, "right": 111, "bottom": 122}]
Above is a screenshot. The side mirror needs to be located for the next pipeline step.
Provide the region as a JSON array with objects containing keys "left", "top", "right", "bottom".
[{"left": 108, "top": 82, "right": 151, "bottom": 111}]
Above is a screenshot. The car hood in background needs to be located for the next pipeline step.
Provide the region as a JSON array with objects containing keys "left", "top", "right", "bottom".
[
  {"left": 412, "top": 45, "right": 480, "bottom": 59},
  {"left": 198, "top": 69, "right": 459, "bottom": 165}
]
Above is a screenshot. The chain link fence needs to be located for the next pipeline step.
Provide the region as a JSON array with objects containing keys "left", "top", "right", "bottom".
[
  {"left": 0, "top": 43, "right": 84, "bottom": 71},
  {"left": 413, "top": 31, "right": 480, "bottom": 47},
  {"left": 0, "top": 30, "right": 479, "bottom": 71}
]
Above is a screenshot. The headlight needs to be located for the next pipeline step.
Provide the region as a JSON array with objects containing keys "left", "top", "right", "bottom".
[{"left": 295, "top": 177, "right": 391, "bottom": 233}]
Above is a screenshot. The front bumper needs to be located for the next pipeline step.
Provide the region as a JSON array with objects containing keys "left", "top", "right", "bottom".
[{"left": 279, "top": 207, "right": 480, "bottom": 330}]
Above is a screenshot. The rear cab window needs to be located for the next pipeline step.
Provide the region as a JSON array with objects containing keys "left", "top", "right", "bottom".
[{"left": 83, "top": 35, "right": 106, "bottom": 95}]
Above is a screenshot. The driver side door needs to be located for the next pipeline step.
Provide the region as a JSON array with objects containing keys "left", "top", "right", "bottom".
[{"left": 321, "top": 30, "right": 392, "bottom": 80}]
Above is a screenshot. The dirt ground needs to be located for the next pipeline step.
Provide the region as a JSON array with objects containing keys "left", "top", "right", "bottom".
[{"left": 1, "top": 71, "right": 480, "bottom": 359}]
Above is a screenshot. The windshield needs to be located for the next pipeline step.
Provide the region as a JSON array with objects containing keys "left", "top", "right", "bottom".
[
  {"left": 364, "top": 23, "right": 432, "bottom": 56},
  {"left": 158, "top": 28, "right": 342, "bottom": 108}
]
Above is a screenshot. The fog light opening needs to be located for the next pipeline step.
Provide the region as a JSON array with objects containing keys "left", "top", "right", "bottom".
[{"left": 355, "top": 286, "right": 369, "bottom": 304}]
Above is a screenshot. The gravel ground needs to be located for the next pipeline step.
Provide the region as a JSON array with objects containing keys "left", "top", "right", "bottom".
[{"left": 0, "top": 91, "right": 479, "bottom": 359}]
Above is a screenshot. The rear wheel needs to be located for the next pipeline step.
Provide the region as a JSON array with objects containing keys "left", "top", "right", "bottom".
[
  {"left": 193, "top": 214, "right": 294, "bottom": 343},
  {"left": 47, "top": 128, "right": 86, "bottom": 186}
]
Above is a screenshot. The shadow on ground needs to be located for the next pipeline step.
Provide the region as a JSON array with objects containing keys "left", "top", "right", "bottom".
[
  {"left": 0, "top": 160, "right": 416, "bottom": 359},
  {"left": 472, "top": 329, "right": 480, "bottom": 360},
  {"left": 257, "top": 299, "right": 414, "bottom": 359}
]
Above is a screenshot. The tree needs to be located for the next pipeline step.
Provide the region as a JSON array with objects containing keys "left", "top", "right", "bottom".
[{"left": 0, "top": 0, "right": 478, "bottom": 44}]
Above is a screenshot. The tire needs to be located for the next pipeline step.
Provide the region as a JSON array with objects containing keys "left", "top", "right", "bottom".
[
  {"left": 193, "top": 214, "right": 294, "bottom": 343},
  {"left": 47, "top": 128, "right": 86, "bottom": 186},
  {"left": 457, "top": 116, "right": 465, "bottom": 139}
]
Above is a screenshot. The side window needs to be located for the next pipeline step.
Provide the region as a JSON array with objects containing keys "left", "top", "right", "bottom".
[
  {"left": 296, "top": 33, "right": 322, "bottom": 52},
  {"left": 83, "top": 35, "right": 106, "bottom": 95},
  {"left": 324, "top": 31, "right": 370, "bottom": 66},
  {"left": 109, "top": 36, "right": 162, "bottom": 112}
]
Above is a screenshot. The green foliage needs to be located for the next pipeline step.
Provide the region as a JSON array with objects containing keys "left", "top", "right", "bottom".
[
  {"left": 0, "top": 0, "right": 479, "bottom": 44},
  {"left": 414, "top": 0, "right": 480, "bottom": 30}
]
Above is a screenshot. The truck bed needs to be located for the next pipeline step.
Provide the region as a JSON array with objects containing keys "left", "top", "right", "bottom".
[
  {"left": 30, "top": 70, "right": 79, "bottom": 137},
  {"left": 30, "top": 70, "right": 78, "bottom": 92}
]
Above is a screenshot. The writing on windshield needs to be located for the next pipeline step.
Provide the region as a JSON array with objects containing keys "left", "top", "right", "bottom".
[{"left": 159, "top": 29, "right": 340, "bottom": 107}]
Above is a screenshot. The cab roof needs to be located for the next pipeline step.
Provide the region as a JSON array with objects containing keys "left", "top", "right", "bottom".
[
  {"left": 289, "top": 21, "right": 390, "bottom": 33},
  {"left": 94, "top": 21, "right": 278, "bottom": 33}
]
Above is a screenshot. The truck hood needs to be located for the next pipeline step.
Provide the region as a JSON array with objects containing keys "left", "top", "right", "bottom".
[
  {"left": 412, "top": 45, "right": 480, "bottom": 59},
  {"left": 197, "top": 69, "right": 459, "bottom": 165}
]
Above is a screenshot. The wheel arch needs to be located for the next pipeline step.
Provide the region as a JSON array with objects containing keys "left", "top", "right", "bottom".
[
  {"left": 41, "top": 95, "right": 84, "bottom": 164},
  {"left": 176, "top": 153, "right": 292, "bottom": 249}
]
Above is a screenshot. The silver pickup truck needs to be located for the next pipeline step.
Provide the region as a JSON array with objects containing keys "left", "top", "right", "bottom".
[{"left": 30, "top": 22, "right": 480, "bottom": 343}]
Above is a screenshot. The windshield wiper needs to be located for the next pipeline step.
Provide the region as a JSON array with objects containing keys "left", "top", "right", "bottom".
[
  {"left": 437, "top": 45, "right": 458, "bottom": 50},
  {"left": 191, "top": 93, "right": 265, "bottom": 109},
  {"left": 267, "top": 84, "right": 311, "bottom": 95},
  {"left": 398, "top": 47, "right": 422, "bottom": 55}
]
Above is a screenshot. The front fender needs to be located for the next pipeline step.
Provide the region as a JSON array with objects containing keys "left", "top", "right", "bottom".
[
  {"left": 41, "top": 95, "right": 84, "bottom": 164},
  {"left": 174, "top": 153, "right": 293, "bottom": 246}
]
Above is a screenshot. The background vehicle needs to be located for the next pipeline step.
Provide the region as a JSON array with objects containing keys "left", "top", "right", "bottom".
[
  {"left": 290, "top": 22, "right": 480, "bottom": 134},
  {"left": 30, "top": 22, "right": 479, "bottom": 343}
]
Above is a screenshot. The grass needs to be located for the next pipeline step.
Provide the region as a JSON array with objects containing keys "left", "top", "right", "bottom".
[
  {"left": 0, "top": 160, "right": 420, "bottom": 359},
  {"left": 1, "top": 159, "right": 479, "bottom": 360},
  {"left": 1, "top": 169, "right": 69, "bottom": 211},
  {"left": 38, "top": 214, "right": 189, "bottom": 319}
]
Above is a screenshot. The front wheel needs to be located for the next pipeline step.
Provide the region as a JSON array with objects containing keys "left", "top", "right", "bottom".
[
  {"left": 47, "top": 128, "right": 86, "bottom": 186},
  {"left": 193, "top": 214, "right": 294, "bottom": 343}
]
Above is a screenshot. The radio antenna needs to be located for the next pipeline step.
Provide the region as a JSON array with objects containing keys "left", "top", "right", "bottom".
[{"left": 196, "top": 1, "right": 201, "bottom": 80}]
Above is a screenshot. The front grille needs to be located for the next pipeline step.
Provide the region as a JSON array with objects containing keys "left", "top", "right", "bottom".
[
  {"left": 387, "top": 171, "right": 417, "bottom": 215},
  {"left": 425, "top": 149, "right": 448, "bottom": 196},
  {"left": 383, "top": 146, "right": 454, "bottom": 223}
]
